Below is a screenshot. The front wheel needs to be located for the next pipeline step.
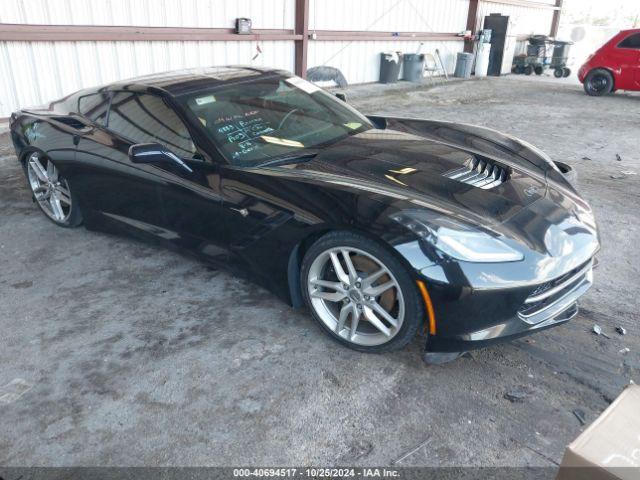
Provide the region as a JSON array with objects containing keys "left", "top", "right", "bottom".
[
  {"left": 583, "top": 68, "right": 614, "bottom": 96},
  {"left": 24, "top": 152, "right": 83, "bottom": 227},
  {"left": 300, "top": 231, "right": 424, "bottom": 353}
]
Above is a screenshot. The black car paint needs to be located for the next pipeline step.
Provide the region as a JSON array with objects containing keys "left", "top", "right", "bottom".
[{"left": 10, "top": 67, "right": 599, "bottom": 354}]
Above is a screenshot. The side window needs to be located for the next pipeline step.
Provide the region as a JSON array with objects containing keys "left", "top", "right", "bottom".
[
  {"left": 107, "top": 92, "right": 196, "bottom": 157},
  {"left": 618, "top": 33, "right": 640, "bottom": 49},
  {"left": 78, "top": 93, "right": 111, "bottom": 125}
]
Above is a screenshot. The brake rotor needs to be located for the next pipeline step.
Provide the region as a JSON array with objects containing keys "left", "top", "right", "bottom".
[{"left": 352, "top": 254, "right": 396, "bottom": 312}]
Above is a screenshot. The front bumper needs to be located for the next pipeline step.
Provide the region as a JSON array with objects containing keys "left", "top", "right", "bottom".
[
  {"left": 419, "top": 257, "right": 596, "bottom": 353},
  {"left": 578, "top": 63, "right": 589, "bottom": 83}
]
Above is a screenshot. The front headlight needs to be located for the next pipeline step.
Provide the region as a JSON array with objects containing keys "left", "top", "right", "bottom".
[{"left": 391, "top": 210, "right": 523, "bottom": 263}]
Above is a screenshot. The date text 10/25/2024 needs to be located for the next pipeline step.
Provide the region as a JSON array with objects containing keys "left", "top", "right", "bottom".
[{"left": 232, "top": 468, "right": 400, "bottom": 478}]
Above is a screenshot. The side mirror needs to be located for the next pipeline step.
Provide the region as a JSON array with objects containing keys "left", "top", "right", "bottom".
[
  {"left": 129, "top": 143, "right": 193, "bottom": 173},
  {"left": 335, "top": 92, "right": 348, "bottom": 103}
]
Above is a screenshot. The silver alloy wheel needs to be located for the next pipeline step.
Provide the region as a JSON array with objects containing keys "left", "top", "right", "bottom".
[
  {"left": 307, "top": 247, "right": 405, "bottom": 346},
  {"left": 26, "top": 153, "right": 72, "bottom": 223}
]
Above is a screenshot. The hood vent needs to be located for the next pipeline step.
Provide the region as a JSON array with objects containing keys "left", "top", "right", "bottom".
[{"left": 443, "top": 157, "right": 509, "bottom": 189}]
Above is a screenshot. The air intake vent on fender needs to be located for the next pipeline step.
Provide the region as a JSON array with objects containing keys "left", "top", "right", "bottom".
[{"left": 443, "top": 157, "right": 509, "bottom": 189}]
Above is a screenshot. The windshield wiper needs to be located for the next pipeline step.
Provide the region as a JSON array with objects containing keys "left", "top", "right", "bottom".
[{"left": 255, "top": 151, "right": 318, "bottom": 168}]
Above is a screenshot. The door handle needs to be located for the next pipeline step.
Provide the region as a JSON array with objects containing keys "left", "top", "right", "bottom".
[
  {"left": 230, "top": 207, "right": 249, "bottom": 217},
  {"left": 72, "top": 134, "right": 81, "bottom": 146}
]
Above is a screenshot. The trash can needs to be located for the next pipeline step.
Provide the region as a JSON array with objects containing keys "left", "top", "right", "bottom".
[
  {"left": 454, "top": 52, "right": 473, "bottom": 78},
  {"left": 552, "top": 41, "right": 572, "bottom": 64},
  {"left": 379, "top": 52, "right": 403, "bottom": 83},
  {"left": 402, "top": 54, "right": 425, "bottom": 82}
]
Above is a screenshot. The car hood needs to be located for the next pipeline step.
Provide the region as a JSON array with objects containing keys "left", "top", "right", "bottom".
[
  {"left": 258, "top": 128, "right": 599, "bottom": 265},
  {"left": 276, "top": 128, "right": 549, "bottom": 225}
]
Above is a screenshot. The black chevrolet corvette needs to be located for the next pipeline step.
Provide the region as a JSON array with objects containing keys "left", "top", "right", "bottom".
[{"left": 10, "top": 66, "right": 600, "bottom": 362}]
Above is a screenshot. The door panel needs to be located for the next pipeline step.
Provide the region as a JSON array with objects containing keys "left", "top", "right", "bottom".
[
  {"left": 73, "top": 127, "right": 165, "bottom": 235},
  {"left": 614, "top": 49, "right": 637, "bottom": 90},
  {"left": 103, "top": 91, "right": 230, "bottom": 259},
  {"left": 612, "top": 33, "right": 640, "bottom": 89},
  {"left": 73, "top": 91, "right": 173, "bottom": 238},
  {"left": 485, "top": 14, "right": 509, "bottom": 76},
  {"left": 157, "top": 161, "right": 230, "bottom": 261}
]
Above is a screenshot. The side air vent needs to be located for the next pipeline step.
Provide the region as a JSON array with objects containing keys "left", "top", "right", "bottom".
[{"left": 443, "top": 157, "right": 509, "bottom": 189}]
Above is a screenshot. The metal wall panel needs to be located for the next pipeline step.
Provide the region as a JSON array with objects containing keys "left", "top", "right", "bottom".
[
  {"left": 0, "top": 0, "right": 557, "bottom": 116},
  {"left": 0, "top": 0, "right": 297, "bottom": 115},
  {"left": 307, "top": 0, "right": 469, "bottom": 85},
  {"left": 476, "top": 1, "right": 556, "bottom": 63},
  {"left": 310, "top": 0, "right": 470, "bottom": 33},
  {"left": 0, "top": 0, "right": 295, "bottom": 28},
  {"left": 0, "top": 40, "right": 294, "bottom": 115},
  {"left": 476, "top": 1, "right": 555, "bottom": 36},
  {"left": 308, "top": 40, "right": 464, "bottom": 85}
]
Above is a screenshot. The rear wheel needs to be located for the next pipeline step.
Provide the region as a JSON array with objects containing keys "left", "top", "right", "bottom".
[
  {"left": 301, "top": 231, "right": 423, "bottom": 353},
  {"left": 24, "top": 152, "right": 82, "bottom": 227},
  {"left": 563, "top": 67, "right": 571, "bottom": 78},
  {"left": 524, "top": 65, "right": 533, "bottom": 76},
  {"left": 554, "top": 68, "right": 564, "bottom": 78},
  {"left": 583, "top": 68, "right": 614, "bottom": 96},
  {"left": 534, "top": 66, "right": 543, "bottom": 75}
]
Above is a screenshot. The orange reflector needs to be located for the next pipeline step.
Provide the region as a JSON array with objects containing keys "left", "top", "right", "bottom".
[{"left": 416, "top": 280, "right": 437, "bottom": 335}]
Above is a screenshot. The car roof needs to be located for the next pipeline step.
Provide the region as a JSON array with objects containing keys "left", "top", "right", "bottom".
[{"left": 105, "top": 65, "right": 290, "bottom": 97}]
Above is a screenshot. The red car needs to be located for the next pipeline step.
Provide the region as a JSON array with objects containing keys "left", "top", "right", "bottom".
[{"left": 578, "top": 29, "right": 640, "bottom": 96}]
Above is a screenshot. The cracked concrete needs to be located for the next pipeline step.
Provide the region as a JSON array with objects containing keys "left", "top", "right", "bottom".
[{"left": 0, "top": 76, "right": 638, "bottom": 467}]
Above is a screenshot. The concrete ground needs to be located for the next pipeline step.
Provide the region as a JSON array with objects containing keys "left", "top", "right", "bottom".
[{"left": 1, "top": 76, "right": 639, "bottom": 468}]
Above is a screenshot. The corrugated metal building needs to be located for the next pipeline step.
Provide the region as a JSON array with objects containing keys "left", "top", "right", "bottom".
[
  {"left": 477, "top": 0, "right": 556, "bottom": 35},
  {"left": 0, "top": 0, "right": 562, "bottom": 117}
]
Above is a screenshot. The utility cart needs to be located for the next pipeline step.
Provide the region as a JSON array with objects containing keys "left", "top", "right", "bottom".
[
  {"left": 549, "top": 40, "right": 572, "bottom": 78},
  {"left": 512, "top": 35, "right": 572, "bottom": 78}
]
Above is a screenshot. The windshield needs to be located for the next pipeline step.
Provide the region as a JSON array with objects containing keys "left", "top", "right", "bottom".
[{"left": 179, "top": 75, "right": 372, "bottom": 166}]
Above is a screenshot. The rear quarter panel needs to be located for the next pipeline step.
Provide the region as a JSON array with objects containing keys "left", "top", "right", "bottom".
[{"left": 10, "top": 113, "right": 77, "bottom": 171}]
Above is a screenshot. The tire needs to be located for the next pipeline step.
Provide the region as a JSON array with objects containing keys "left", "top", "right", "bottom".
[
  {"left": 554, "top": 68, "right": 563, "bottom": 78},
  {"left": 583, "top": 68, "right": 614, "bottom": 96},
  {"left": 300, "top": 231, "right": 424, "bottom": 353},
  {"left": 534, "top": 66, "right": 543, "bottom": 76},
  {"left": 563, "top": 67, "right": 571, "bottom": 78},
  {"left": 22, "top": 151, "right": 83, "bottom": 228},
  {"left": 524, "top": 65, "right": 533, "bottom": 76}
]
